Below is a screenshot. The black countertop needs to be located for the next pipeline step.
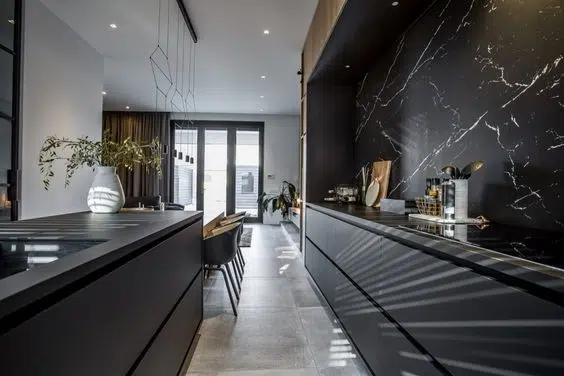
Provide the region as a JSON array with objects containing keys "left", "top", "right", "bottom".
[
  {"left": 0, "top": 211, "right": 202, "bottom": 321},
  {"left": 307, "top": 202, "right": 564, "bottom": 299}
]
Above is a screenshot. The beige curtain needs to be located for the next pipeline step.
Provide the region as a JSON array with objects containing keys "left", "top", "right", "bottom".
[{"left": 103, "top": 112, "right": 171, "bottom": 201}]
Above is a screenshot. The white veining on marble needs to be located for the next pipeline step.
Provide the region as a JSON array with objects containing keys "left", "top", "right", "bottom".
[{"left": 355, "top": 0, "right": 563, "bottom": 229}]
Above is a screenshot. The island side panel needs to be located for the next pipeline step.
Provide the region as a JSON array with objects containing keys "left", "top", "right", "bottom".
[{"left": 0, "top": 218, "right": 203, "bottom": 376}]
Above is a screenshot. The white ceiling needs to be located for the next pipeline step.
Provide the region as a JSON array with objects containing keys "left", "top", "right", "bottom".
[{"left": 39, "top": 0, "right": 318, "bottom": 115}]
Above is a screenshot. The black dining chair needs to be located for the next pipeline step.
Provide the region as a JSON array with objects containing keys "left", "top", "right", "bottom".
[
  {"left": 220, "top": 213, "right": 248, "bottom": 294},
  {"left": 204, "top": 222, "right": 241, "bottom": 316}
]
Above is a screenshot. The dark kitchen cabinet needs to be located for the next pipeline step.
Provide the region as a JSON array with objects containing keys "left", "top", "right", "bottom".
[
  {"left": 379, "top": 237, "right": 564, "bottom": 376},
  {"left": 132, "top": 271, "right": 203, "bottom": 376},
  {"left": 305, "top": 239, "right": 441, "bottom": 376},
  {"left": 305, "top": 207, "right": 332, "bottom": 252},
  {"left": 305, "top": 206, "right": 564, "bottom": 376},
  {"left": 0, "top": 222, "right": 203, "bottom": 376}
]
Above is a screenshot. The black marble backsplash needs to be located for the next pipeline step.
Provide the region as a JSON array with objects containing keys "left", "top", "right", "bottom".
[{"left": 355, "top": 0, "right": 563, "bottom": 231}]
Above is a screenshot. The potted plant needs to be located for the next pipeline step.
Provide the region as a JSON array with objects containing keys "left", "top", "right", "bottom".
[
  {"left": 258, "top": 181, "right": 298, "bottom": 221},
  {"left": 39, "top": 131, "right": 162, "bottom": 213}
]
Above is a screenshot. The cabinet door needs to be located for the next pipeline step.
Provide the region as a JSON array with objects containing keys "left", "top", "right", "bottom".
[
  {"left": 132, "top": 271, "right": 203, "bottom": 376},
  {"left": 329, "top": 215, "right": 382, "bottom": 289},
  {"left": 380, "top": 238, "right": 564, "bottom": 376},
  {"left": 305, "top": 208, "right": 333, "bottom": 252},
  {"left": 0, "top": 222, "right": 203, "bottom": 376},
  {"left": 306, "top": 239, "right": 442, "bottom": 376}
]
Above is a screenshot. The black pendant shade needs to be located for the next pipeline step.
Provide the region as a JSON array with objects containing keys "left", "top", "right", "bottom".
[
  {"left": 162, "top": 145, "right": 168, "bottom": 155},
  {"left": 173, "top": 149, "right": 178, "bottom": 158},
  {"left": 185, "top": 155, "right": 190, "bottom": 163},
  {"left": 178, "top": 152, "right": 183, "bottom": 160},
  {"left": 190, "top": 157, "right": 194, "bottom": 164}
]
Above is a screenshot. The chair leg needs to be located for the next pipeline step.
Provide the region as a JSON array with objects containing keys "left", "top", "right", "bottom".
[
  {"left": 232, "top": 260, "right": 242, "bottom": 294},
  {"left": 225, "top": 263, "right": 240, "bottom": 301},
  {"left": 238, "top": 245, "right": 247, "bottom": 266},
  {"left": 207, "top": 266, "right": 237, "bottom": 316},
  {"left": 233, "top": 255, "right": 243, "bottom": 283}
]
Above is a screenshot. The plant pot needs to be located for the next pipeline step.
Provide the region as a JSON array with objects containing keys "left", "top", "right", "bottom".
[{"left": 87, "top": 166, "right": 125, "bottom": 213}]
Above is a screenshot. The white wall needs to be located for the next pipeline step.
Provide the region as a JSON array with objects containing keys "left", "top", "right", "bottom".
[
  {"left": 170, "top": 113, "right": 300, "bottom": 224},
  {"left": 20, "top": 0, "right": 104, "bottom": 219}
]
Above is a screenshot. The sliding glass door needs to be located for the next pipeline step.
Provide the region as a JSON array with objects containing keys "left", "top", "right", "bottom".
[
  {"left": 172, "top": 128, "right": 198, "bottom": 211},
  {"left": 1, "top": 0, "right": 22, "bottom": 221},
  {"left": 171, "top": 121, "right": 264, "bottom": 223},
  {"left": 235, "top": 130, "right": 260, "bottom": 217},
  {"left": 203, "top": 129, "right": 228, "bottom": 219}
]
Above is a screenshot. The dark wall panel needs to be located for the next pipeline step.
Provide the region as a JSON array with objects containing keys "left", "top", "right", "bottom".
[
  {"left": 307, "top": 82, "right": 356, "bottom": 201},
  {"left": 355, "top": 0, "right": 563, "bottom": 231}
]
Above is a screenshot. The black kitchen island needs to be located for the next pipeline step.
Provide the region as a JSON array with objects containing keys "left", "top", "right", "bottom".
[
  {"left": 0, "top": 211, "right": 203, "bottom": 376},
  {"left": 305, "top": 202, "right": 564, "bottom": 376}
]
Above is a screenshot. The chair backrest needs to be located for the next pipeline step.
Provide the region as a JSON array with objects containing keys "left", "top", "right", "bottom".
[
  {"left": 224, "top": 211, "right": 247, "bottom": 220},
  {"left": 203, "top": 212, "right": 225, "bottom": 237},
  {"left": 123, "top": 195, "right": 162, "bottom": 209},
  {"left": 219, "top": 214, "right": 245, "bottom": 227},
  {"left": 164, "top": 203, "right": 185, "bottom": 211},
  {"left": 204, "top": 222, "right": 241, "bottom": 265},
  {"left": 236, "top": 215, "right": 246, "bottom": 243}
]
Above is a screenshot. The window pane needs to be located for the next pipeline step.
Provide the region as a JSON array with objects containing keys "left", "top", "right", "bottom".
[
  {"left": 173, "top": 128, "right": 198, "bottom": 210},
  {"left": 0, "top": 49, "right": 13, "bottom": 117},
  {"left": 235, "top": 130, "right": 259, "bottom": 217},
  {"left": 0, "top": 117, "right": 11, "bottom": 221},
  {"left": 204, "top": 130, "right": 227, "bottom": 221},
  {"left": 0, "top": 1, "right": 15, "bottom": 51}
]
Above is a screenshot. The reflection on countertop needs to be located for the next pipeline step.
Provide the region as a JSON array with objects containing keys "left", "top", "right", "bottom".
[
  {"left": 310, "top": 202, "right": 564, "bottom": 270},
  {"left": 0, "top": 239, "right": 105, "bottom": 279}
]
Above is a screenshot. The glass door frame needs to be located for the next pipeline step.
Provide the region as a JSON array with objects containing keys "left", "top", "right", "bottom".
[
  {"left": 170, "top": 120, "right": 265, "bottom": 223},
  {"left": 1, "top": 0, "right": 24, "bottom": 221}
]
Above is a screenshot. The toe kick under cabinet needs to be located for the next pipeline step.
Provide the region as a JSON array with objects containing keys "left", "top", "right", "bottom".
[{"left": 305, "top": 205, "right": 564, "bottom": 376}]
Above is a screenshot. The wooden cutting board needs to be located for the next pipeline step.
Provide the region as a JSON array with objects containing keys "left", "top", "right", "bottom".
[{"left": 372, "top": 160, "right": 392, "bottom": 206}]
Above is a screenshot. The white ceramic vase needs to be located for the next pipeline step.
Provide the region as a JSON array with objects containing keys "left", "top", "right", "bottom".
[
  {"left": 87, "top": 166, "right": 125, "bottom": 213},
  {"left": 452, "top": 179, "right": 468, "bottom": 220}
]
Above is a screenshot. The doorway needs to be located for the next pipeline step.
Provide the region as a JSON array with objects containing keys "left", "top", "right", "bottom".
[
  {"left": 171, "top": 121, "right": 264, "bottom": 223},
  {"left": 1, "top": 0, "right": 23, "bottom": 221}
]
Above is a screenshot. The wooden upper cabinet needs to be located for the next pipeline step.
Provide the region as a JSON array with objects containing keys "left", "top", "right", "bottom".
[{"left": 302, "top": 0, "right": 346, "bottom": 83}]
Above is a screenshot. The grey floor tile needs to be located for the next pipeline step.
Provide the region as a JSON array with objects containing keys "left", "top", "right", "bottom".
[
  {"left": 290, "top": 277, "right": 326, "bottom": 308},
  {"left": 298, "top": 307, "right": 369, "bottom": 373},
  {"left": 200, "top": 308, "right": 305, "bottom": 340},
  {"left": 188, "top": 333, "right": 315, "bottom": 372},
  {"left": 317, "top": 364, "right": 371, "bottom": 376},
  {"left": 238, "top": 278, "right": 297, "bottom": 308},
  {"left": 242, "top": 255, "right": 306, "bottom": 278},
  {"left": 187, "top": 368, "right": 319, "bottom": 376},
  {"left": 189, "top": 224, "right": 368, "bottom": 376},
  {"left": 218, "top": 368, "right": 319, "bottom": 376}
]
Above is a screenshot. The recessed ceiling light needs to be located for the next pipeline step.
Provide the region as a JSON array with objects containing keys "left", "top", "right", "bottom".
[
  {"left": 109, "top": 23, "right": 117, "bottom": 29},
  {"left": 125, "top": 106, "right": 130, "bottom": 110},
  {"left": 260, "top": 95, "right": 264, "bottom": 98},
  {"left": 8, "top": 19, "right": 15, "bottom": 24},
  {"left": 391, "top": 1, "right": 399, "bottom": 6},
  {"left": 260, "top": 75, "right": 266, "bottom": 79},
  {"left": 102, "top": 91, "right": 107, "bottom": 95},
  {"left": 345, "top": 65, "right": 351, "bottom": 69},
  {"left": 263, "top": 29, "right": 270, "bottom": 35}
]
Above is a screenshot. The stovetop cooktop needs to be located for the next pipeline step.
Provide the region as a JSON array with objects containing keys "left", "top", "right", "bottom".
[
  {"left": 399, "top": 222, "right": 564, "bottom": 269},
  {"left": 0, "top": 239, "right": 105, "bottom": 280}
]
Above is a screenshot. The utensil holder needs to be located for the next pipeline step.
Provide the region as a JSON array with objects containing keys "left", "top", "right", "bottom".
[{"left": 452, "top": 179, "right": 468, "bottom": 220}]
